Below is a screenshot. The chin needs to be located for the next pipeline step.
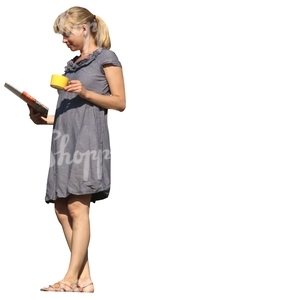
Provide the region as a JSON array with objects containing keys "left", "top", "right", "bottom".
[{"left": 69, "top": 46, "right": 79, "bottom": 52}]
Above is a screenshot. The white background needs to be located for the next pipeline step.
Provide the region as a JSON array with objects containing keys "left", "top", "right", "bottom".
[{"left": 1, "top": 0, "right": 300, "bottom": 299}]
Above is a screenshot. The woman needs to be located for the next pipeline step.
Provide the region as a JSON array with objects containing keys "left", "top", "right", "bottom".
[{"left": 29, "top": 6, "right": 126, "bottom": 292}]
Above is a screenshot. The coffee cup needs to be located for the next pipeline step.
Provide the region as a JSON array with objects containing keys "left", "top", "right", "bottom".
[{"left": 50, "top": 74, "right": 69, "bottom": 90}]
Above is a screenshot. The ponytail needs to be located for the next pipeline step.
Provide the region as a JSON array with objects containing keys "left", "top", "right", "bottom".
[{"left": 95, "top": 16, "right": 111, "bottom": 49}]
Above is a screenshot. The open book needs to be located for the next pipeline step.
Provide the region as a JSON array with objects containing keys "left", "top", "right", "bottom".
[{"left": 4, "top": 82, "right": 49, "bottom": 117}]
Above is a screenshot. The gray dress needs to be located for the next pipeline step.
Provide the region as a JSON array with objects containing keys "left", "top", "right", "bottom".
[{"left": 45, "top": 48, "right": 122, "bottom": 203}]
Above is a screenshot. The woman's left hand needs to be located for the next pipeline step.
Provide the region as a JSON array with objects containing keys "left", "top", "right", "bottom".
[{"left": 64, "top": 80, "right": 87, "bottom": 98}]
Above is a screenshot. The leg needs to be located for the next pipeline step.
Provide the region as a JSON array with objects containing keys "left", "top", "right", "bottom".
[
  {"left": 55, "top": 196, "right": 93, "bottom": 283},
  {"left": 63, "top": 194, "right": 92, "bottom": 287},
  {"left": 41, "top": 195, "right": 94, "bottom": 292}
]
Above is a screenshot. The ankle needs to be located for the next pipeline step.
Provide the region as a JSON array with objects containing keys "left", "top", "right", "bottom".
[{"left": 78, "top": 277, "right": 92, "bottom": 284}]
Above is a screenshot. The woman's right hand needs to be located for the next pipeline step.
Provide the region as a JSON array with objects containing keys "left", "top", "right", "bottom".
[{"left": 28, "top": 105, "right": 49, "bottom": 124}]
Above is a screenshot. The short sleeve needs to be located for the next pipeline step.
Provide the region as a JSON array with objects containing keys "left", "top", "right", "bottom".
[{"left": 100, "top": 49, "right": 122, "bottom": 68}]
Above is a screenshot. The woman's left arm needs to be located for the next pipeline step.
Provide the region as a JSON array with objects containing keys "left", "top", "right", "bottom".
[{"left": 65, "top": 65, "right": 126, "bottom": 112}]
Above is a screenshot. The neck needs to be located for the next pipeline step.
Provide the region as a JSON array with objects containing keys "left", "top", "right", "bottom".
[{"left": 80, "top": 44, "right": 99, "bottom": 57}]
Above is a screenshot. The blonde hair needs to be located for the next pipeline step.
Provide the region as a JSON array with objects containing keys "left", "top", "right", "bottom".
[{"left": 53, "top": 6, "right": 111, "bottom": 49}]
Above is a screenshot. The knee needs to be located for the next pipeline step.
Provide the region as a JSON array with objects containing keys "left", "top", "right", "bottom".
[
  {"left": 67, "top": 195, "right": 91, "bottom": 220},
  {"left": 67, "top": 202, "right": 82, "bottom": 220},
  {"left": 67, "top": 201, "right": 90, "bottom": 220}
]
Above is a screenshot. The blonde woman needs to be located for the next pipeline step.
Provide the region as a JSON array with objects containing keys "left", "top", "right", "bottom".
[{"left": 29, "top": 6, "right": 126, "bottom": 292}]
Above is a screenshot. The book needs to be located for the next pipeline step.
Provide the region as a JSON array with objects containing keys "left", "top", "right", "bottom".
[{"left": 4, "top": 82, "right": 49, "bottom": 117}]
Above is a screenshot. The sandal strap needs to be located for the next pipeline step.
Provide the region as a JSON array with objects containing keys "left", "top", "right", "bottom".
[
  {"left": 58, "top": 281, "right": 74, "bottom": 291},
  {"left": 78, "top": 281, "right": 94, "bottom": 292},
  {"left": 41, "top": 281, "right": 78, "bottom": 292}
]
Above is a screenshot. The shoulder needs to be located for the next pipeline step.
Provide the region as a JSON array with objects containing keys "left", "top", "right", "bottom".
[
  {"left": 98, "top": 48, "right": 122, "bottom": 68},
  {"left": 99, "top": 48, "right": 118, "bottom": 57}
]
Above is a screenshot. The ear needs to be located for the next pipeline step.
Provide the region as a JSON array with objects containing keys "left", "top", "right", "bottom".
[{"left": 82, "top": 24, "right": 88, "bottom": 37}]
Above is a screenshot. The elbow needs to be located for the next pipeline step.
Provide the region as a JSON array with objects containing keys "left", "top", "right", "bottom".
[
  {"left": 118, "top": 105, "right": 126, "bottom": 112},
  {"left": 117, "top": 98, "right": 126, "bottom": 112}
]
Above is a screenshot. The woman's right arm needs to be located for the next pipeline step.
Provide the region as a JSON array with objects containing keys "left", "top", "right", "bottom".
[{"left": 28, "top": 105, "right": 55, "bottom": 125}]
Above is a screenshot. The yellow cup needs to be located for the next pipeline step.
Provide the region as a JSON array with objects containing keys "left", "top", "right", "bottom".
[{"left": 50, "top": 74, "right": 69, "bottom": 90}]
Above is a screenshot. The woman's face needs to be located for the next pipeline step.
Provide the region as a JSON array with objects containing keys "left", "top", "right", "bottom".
[{"left": 62, "top": 25, "right": 84, "bottom": 51}]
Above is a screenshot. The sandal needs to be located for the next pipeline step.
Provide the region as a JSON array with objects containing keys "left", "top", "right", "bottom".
[
  {"left": 40, "top": 281, "right": 79, "bottom": 292},
  {"left": 77, "top": 281, "right": 94, "bottom": 293}
]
